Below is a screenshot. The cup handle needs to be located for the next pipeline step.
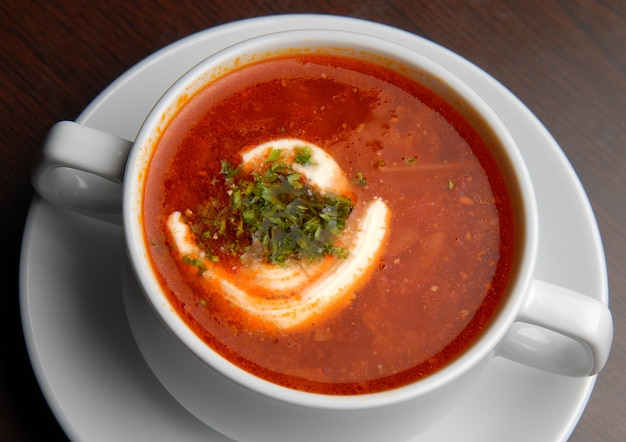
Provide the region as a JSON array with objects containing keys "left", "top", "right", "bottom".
[
  {"left": 496, "top": 279, "right": 613, "bottom": 376},
  {"left": 32, "top": 121, "right": 133, "bottom": 223}
]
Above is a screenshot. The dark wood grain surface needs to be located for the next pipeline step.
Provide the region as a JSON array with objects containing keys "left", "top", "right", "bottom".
[{"left": 1, "top": 1, "right": 624, "bottom": 440}]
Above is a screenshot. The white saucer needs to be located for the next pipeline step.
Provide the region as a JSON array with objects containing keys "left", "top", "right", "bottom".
[{"left": 20, "top": 14, "right": 608, "bottom": 441}]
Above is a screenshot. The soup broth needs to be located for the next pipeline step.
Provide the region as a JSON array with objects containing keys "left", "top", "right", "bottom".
[{"left": 143, "top": 53, "right": 514, "bottom": 395}]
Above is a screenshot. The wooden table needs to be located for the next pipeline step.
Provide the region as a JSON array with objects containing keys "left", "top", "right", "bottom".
[{"left": 2, "top": 1, "right": 624, "bottom": 440}]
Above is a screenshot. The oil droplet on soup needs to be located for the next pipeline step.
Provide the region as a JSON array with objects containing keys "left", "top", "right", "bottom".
[{"left": 143, "top": 53, "right": 515, "bottom": 395}]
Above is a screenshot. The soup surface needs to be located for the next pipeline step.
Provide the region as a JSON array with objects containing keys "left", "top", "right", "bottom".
[{"left": 143, "top": 53, "right": 514, "bottom": 395}]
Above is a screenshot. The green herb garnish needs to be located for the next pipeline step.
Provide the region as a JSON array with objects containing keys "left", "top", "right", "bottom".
[
  {"left": 186, "top": 150, "right": 354, "bottom": 265},
  {"left": 294, "top": 145, "right": 314, "bottom": 165},
  {"left": 182, "top": 255, "right": 208, "bottom": 274},
  {"left": 265, "top": 148, "right": 282, "bottom": 163},
  {"left": 354, "top": 171, "right": 367, "bottom": 186}
]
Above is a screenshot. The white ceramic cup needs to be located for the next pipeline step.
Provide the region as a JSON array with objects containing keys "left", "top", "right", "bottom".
[{"left": 32, "top": 29, "right": 613, "bottom": 441}]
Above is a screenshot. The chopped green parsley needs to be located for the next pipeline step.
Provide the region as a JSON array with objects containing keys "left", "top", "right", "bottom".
[
  {"left": 354, "top": 171, "right": 367, "bottom": 186},
  {"left": 294, "top": 145, "right": 314, "bottom": 166},
  {"left": 182, "top": 255, "right": 208, "bottom": 274},
  {"left": 187, "top": 148, "right": 353, "bottom": 265}
]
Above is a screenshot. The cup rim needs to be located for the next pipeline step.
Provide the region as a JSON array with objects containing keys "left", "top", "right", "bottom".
[{"left": 123, "top": 28, "right": 539, "bottom": 410}]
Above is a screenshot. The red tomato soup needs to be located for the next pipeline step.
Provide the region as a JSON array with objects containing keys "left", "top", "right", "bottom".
[{"left": 143, "top": 53, "right": 515, "bottom": 395}]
